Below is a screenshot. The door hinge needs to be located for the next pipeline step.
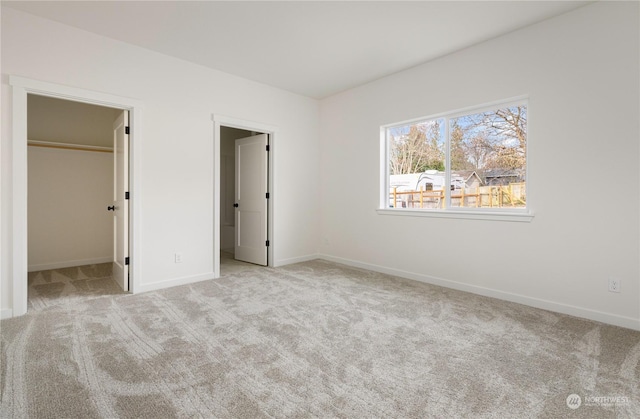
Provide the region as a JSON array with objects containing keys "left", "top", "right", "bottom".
[
  {"left": 125, "top": 257, "right": 130, "bottom": 265},
  {"left": 125, "top": 126, "right": 130, "bottom": 135},
  {"left": 266, "top": 192, "right": 270, "bottom": 199},
  {"left": 125, "top": 192, "right": 130, "bottom": 200},
  {"left": 266, "top": 144, "right": 270, "bottom": 152},
  {"left": 266, "top": 240, "right": 270, "bottom": 247}
]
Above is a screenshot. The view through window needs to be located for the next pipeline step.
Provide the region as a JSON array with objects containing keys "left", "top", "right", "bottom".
[{"left": 385, "top": 101, "right": 527, "bottom": 211}]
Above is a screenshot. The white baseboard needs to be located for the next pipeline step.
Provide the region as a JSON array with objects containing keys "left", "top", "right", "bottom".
[
  {"left": 273, "top": 254, "right": 320, "bottom": 267},
  {"left": 1, "top": 308, "right": 13, "bottom": 320},
  {"left": 28, "top": 256, "right": 113, "bottom": 272},
  {"left": 136, "top": 272, "right": 216, "bottom": 294},
  {"left": 318, "top": 253, "right": 640, "bottom": 331}
]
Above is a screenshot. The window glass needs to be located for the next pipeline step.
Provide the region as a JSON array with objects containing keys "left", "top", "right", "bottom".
[
  {"left": 385, "top": 102, "right": 527, "bottom": 211},
  {"left": 388, "top": 118, "right": 444, "bottom": 209}
]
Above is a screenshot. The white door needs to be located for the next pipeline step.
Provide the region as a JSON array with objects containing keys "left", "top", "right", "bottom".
[
  {"left": 235, "top": 133, "right": 268, "bottom": 265},
  {"left": 112, "top": 111, "right": 129, "bottom": 290}
]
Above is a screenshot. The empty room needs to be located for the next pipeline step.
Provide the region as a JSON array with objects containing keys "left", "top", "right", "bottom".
[{"left": 1, "top": 1, "right": 639, "bottom": 417}]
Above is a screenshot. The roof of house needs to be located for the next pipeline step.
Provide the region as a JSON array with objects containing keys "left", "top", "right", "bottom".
[{"left": 484, "top": 168, "right": 525, "bottom": 178}]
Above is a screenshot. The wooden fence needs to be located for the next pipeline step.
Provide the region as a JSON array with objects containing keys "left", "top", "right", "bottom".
[{"left": 390, "top": 183, "right": 526, "bottom": 209}]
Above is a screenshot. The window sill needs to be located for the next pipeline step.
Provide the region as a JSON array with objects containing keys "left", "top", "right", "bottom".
[{"left": 376, "top": 208, "right": 534, "bottom": 222}]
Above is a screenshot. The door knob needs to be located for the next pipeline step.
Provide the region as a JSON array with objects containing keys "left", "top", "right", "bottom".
[
  {"left": 107, "top": 206, "right": 115, "bottom": 211},
  {"left": 233, "top": 203, "right": 239, "bottom": 208}
]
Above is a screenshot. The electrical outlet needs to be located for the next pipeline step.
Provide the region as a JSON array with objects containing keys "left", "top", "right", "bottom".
[
  {"left": 175, "top": 253, "right": 183, "bottom": 263},
  {"left": 608, "top": 278, "right": 621, "bottom": 293}
]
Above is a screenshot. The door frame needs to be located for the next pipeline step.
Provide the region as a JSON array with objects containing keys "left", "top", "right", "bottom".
[
  {"left": 212, "top": 114, "right": 277, "bottom": 277},
  {"left": 9, "top": 75, "right": 143, "bottom": 317}
]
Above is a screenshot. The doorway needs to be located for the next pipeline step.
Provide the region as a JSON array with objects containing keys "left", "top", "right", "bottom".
[
  {"left": 213, "top": 115, "right": 276, "bottom": 278},
  {"left": 219, "top": 127, "right": 269, "bottom": 273},
  {"left": 26, "top": 95, "right": 129, "bottom": 309},
  {"left": 9, "top": 75, "right": 142, "bottom": 317}
]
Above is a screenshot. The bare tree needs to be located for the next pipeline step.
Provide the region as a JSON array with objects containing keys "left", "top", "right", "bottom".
[
  {"left": 453, "top": 105, "right": 527, "bottom": 173},
  {"left": 464, "top": 134, "right": 493, "bottom": 170},
  {"left": 468, "top": 106, "right": 526, "bottom": 154},
  {"left": 389, "top": 106, "right": 526, "bottom": 177},
  {"left": 389, "top": 120, "right": 444, "bottom": 175}
]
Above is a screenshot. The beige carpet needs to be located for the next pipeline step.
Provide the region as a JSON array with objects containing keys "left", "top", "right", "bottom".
[
  {"left": 2, "top": 259, "right": 639, "bottom": 418},
  {"left": 219, "top": 251, "right": 264, "bottom": 276},
  {"left": 27, "top": 252, "right": 254, "bottom": 311},
  {"left": 27, "top": 263, "right": 124, "bottom": 311}
]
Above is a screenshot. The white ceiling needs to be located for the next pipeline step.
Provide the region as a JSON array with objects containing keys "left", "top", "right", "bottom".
[{"left": 4, "top": 1, "right": 591, "bottom": 99}]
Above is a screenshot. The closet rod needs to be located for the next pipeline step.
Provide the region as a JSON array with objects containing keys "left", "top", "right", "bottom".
[{"left": 27, "top": 140, "right": 113, "bottom": 153}]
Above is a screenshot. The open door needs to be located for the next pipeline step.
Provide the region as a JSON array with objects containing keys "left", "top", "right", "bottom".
[
  {"left": 234, "top": 133, "right": 268, "bottom": 265},
  {"left": 112, "top": 111, "right": 129, "bottom": 290}
]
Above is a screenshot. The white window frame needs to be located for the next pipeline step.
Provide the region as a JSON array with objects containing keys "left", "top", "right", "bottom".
[{"left": 377, "top": 97, "right": 534, "bottom": 222}]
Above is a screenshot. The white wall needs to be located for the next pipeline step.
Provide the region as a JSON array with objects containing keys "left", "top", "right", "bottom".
[
  {"left": 319, "top": 2, "right": 640, "bottom": 328},
  {"left": 1, "top": 8, "right": 320, "bottom": 313},
  {"left": 28, "top": 95, "right": 121, "bottom": 148},
  {"left": 28, "top": 146, "right": 113, "bottom": 270}
]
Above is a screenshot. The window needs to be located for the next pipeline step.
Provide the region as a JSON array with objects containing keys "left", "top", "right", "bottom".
[{"left": 381, "top": 99, "right": 530, "bottom": 220}]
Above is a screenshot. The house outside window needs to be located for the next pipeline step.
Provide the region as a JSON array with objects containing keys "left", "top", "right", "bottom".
[{"left": 381, "top": 99, "right": 529, "bottom": 219}]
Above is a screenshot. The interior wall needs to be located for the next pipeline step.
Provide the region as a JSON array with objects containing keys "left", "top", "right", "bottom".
[
  {"left": 220, "top": 126, "right": 254, "bottom": 252},
  {"left": 319, "top": 2, "right": 640, "bottom": 328},
  {"left": 28, "top": 95, "right": 121, "bottom": 147},
  {"left": 1, "top": 7, "right": 321, "bottom": 314},
  {"left": 28, "top": 146, "right": 113, "bottom": 270}
]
